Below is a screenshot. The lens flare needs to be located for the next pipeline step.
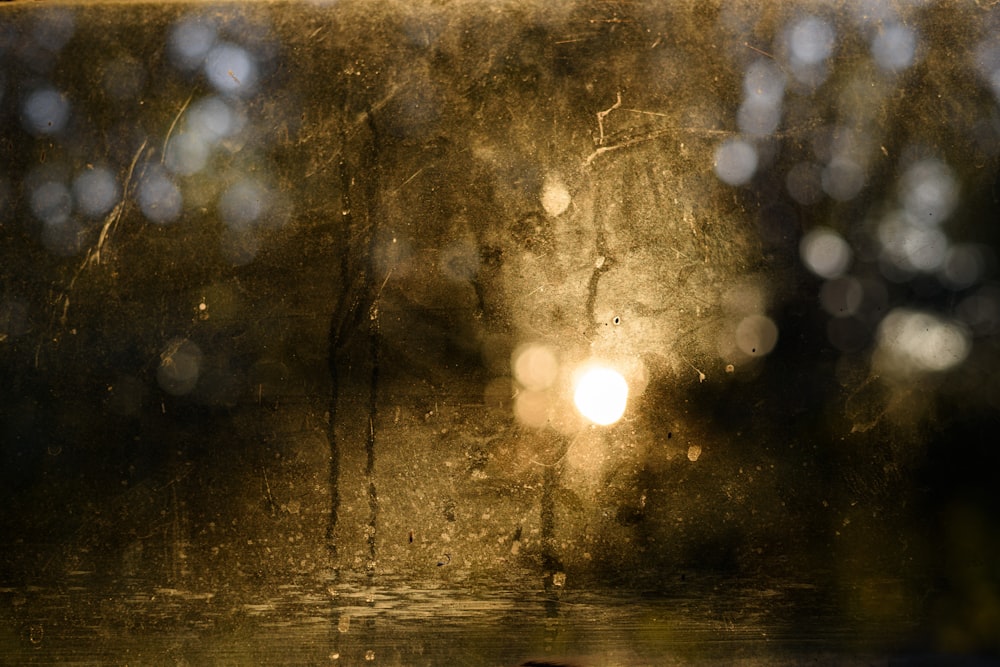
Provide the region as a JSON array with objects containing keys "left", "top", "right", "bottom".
[{"left": 573, "top": 365, "right": 628, "bottom": 426}]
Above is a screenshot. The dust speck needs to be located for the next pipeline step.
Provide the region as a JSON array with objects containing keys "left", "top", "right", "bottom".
[{"left": 687, "top": 444, "right": 702, "bottom": 462}]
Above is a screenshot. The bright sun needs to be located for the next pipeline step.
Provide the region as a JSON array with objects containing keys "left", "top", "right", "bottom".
[{"left": 573, "top": 366, "right": 629, "bottom": 426}]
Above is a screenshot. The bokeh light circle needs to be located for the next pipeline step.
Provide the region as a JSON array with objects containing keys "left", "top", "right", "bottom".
[{"left": 573, "top": 365, "right": 628, "bottom": 426}]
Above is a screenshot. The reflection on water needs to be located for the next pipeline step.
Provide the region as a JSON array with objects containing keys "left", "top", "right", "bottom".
[{"left": 0, "top": 571, "right": 920, "bottom": 665}]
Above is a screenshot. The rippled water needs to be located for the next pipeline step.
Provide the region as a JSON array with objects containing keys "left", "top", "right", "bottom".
[{"left": 0, "top": 570, "right": 922, "bottom": 665}]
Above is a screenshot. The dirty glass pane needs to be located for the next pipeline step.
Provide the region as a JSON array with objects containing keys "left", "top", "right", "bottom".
[{"left": 2, "top": 1, "right": 1000, "bottom": 663}]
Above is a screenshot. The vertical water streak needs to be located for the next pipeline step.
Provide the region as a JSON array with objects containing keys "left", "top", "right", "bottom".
[
  {"left": 326, "top": 108, "right": 381, "bottom": 562},
  {"left": 365, "top": 296, "right": 380, "bottom": 574},
  {"left": 584, "top": 173, "right": 613, "bottom": 330},
  {"left": 540, "top": 435, "right": 568, "bottom": 594}
]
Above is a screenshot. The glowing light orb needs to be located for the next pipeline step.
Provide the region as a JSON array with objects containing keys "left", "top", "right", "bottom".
[{"left": 573, "top": 366, "right": 628, "bottom": 426}]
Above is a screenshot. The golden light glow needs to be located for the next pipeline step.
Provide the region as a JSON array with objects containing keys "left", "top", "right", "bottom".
[
  {"left": 573, "top": 365, "right": 628, "bottom": 426},
  {"left": 512, "top": 343, "right": 559, "bottom": 391}
]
